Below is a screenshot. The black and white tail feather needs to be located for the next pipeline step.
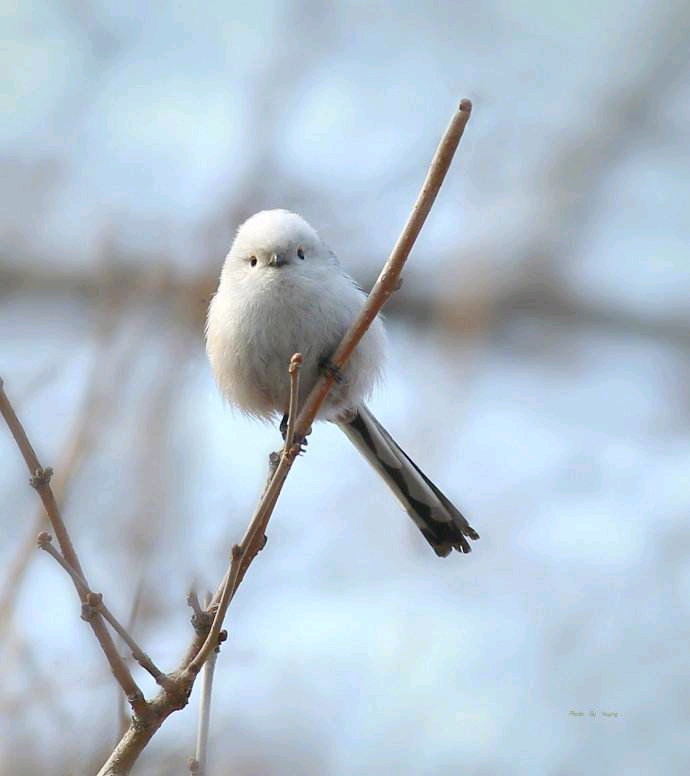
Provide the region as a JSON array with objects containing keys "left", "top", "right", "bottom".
[{"left": 340, "top": 404, "right": 479, "bottom": 557}]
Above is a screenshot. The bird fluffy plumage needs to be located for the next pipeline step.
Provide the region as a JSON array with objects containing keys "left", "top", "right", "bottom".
[{"left": 206, "top": 209, "right": 479, "bottom": 557}]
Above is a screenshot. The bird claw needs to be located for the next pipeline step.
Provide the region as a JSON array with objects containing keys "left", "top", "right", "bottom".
[
  {"left": 279, "top": 413, "right": 311, "bottom": 452},
  {"left": 279, "top": 413, "right": 289, "bottom": 439}
]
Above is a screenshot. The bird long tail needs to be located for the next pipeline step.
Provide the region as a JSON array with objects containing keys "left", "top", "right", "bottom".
[{"left": 338, "top": 404, "right": 479, "bottom": 557}]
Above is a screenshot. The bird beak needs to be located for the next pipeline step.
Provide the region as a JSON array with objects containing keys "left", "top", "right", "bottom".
[{"left": 268, "top": 252, "right": 289, "bottom": 267}]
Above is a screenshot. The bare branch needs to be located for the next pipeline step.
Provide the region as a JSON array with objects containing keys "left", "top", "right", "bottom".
[
  {"left": 294, "top": 99, "right": 473, "bottom": 437},
  {"left": 191, "top": 594, "right": 218, "bottom": 776},
  {"left": 88, "top": 98, "right": 474, "bottom": 774},
  {"left": 0, "top": 379, "right": 149, "bottom": 719},
  {"left": 186, "top": 99, "right": 473, "bottom": 677},
  {"left": 0, "top": 310, "right": 139, "bottom": 643},
  {"left": 285, "top": 352, "right": 303, "bottom": 450},
  {"left": 37, "top": 533, "right": 166, "bottom": 684}
]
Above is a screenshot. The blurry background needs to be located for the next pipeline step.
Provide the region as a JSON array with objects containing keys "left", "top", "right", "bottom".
[{"left": 1, "top": 0, "right": 690, "bottom": 773}]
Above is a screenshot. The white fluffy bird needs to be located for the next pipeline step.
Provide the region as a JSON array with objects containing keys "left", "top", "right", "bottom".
[{"left": 206, "top": 209, "right": 479, "bottom": 556}]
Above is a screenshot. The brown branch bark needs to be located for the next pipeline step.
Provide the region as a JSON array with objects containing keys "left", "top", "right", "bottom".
[
  {"left": 0, "top": 378, "right": 149, "bottom": 719},
  {"left": 186, "top": 99, "right": 473, "bottom": 677},
  {"left": 294, "top": 99, "right": 473, "bottom": 436},
  {"left": 3, "top": 98, "right": 473, "bottom": 775},
  {"left": 37, "top": 533, "right": 165, "bottom": 683}
]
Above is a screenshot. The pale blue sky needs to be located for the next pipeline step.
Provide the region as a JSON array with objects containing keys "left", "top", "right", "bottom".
[{"left": 1, "top": 1, "right": 689, "bottom": 773}]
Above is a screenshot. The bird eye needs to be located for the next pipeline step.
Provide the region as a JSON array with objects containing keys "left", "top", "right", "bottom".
[
  {"left": 297, "top": 247, "right": 305, "bottom": 260},
  {"left": 250, "top": 256, "right": 257, "bottom": 267}
]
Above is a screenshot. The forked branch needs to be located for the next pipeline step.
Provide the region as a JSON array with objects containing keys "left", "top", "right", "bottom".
[
  {"left": 1, "top": 99, "right": 473, "bottom": 776},
  {"left": 0, "top": 379, "right": 149, "bottom": 718}
]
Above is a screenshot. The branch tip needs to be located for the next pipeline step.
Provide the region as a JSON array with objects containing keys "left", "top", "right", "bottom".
[
  {"left": 292, "top": 98, "right": 473, "bottom": 439},
  {"left": 284, "top": 353, "right": 303, "bottom": 450},
  {"left": 94, "top": 99, "right": 475, "bottom": 773},
  {"left": 187, "top": 591, "right": 203, "bottom": 616}
]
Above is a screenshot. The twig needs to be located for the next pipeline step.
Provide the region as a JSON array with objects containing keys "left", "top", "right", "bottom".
[
  {"left": 187, "top": 353, "right": 303, "bottom": 674},
  {"left": 0, "top": 378, "right": 150, "bottom": 719},
  {"left": 186, "top": 351, "right": 305, "bottom": 674},
  {"left": 191, "top": 593, "right": 218, "bottom": 776},
  {"left": 185, "top": 99, "right": 473, "bottom": 677},
  {"left": 0, "top": 317, "right": 142, "bottom": 644},
  {"left": 284, "top": 353, "right": 303, "bottom": 450},
  {"left": 96, "top": 98, "right": 474, "bottom": 774},
  {"left": 37, "top": 533, "right": 166, "bottom": 684},
  {"left": 187, "top": 591, "right": 206, "bottom": 624},
  {"left": 118, "top": 576, "right": 148, "bottom": 737},
  {"left": 294, "top": 99, "right": 473, "bottom": 439},
  {"left": 36, "top": 532, "right": 90, "bottom": 597}
]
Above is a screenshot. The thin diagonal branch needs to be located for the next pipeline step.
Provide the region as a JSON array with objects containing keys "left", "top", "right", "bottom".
[
  {"left": 96, "top": 97, "right": 473, "bottom": 774},
  {"left": 186, "top": 99, "right": 472, "bottom": 676},
  {"left": 0, "top": 378, "right": 149, "bottom": 719},
  {"left": 187, "top": 353, "right": 305, "bottom": 673},
  {"left": 37, "top": 533, "right": 165, "bottom": 684},
  {"left": 285, "top": 352, "right": 303, "bottom": 450},
  {"left": 295, "top": 99, "right": 472, "bottom": 436},
  {"left": 190, "top": 593, "right": 218, "bottom": 776}
]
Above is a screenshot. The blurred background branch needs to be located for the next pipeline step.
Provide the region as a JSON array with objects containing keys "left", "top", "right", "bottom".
[{"left": 1, "top": 0, "right": 689, "bottom": 773}]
